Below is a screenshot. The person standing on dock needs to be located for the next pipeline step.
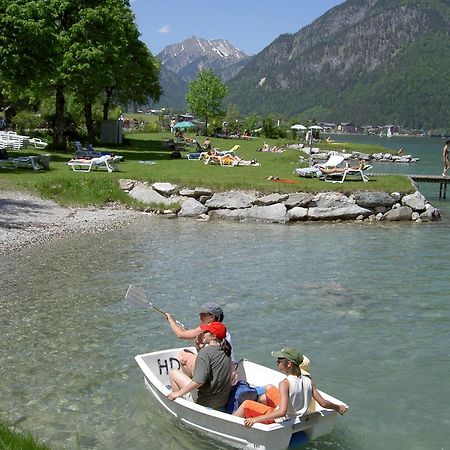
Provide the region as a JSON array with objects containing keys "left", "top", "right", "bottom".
[{"left": 442, "top": 140, "right": 450, "bottom": 177}]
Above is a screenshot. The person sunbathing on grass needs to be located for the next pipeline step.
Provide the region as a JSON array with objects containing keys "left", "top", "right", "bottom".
[{"left": 319, "top": 159, "right": 365, "bottom": 174}]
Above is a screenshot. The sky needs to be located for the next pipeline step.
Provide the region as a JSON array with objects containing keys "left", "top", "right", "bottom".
[{"left": 130, "top": 1, "right": 345, "bottom": 56}]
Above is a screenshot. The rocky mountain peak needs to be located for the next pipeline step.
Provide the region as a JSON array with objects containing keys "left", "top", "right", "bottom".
[{"left": 157, "top": 36, "right": 250, "bottom": 82}]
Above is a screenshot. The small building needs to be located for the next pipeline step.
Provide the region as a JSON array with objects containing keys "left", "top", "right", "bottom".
[
  {"left": 319, "top": 122, "right": 336, "bottom": 132},
  {"left": 337, "top": 122, "right": 361, "bottom": 133}
]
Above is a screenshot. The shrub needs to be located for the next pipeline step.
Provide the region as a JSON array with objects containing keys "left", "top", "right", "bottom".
[{"left": 12, "top": 111, "right": 42, "bottom": 134}]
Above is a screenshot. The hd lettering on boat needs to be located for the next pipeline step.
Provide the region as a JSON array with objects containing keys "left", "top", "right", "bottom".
[{"left": 157, "top": 357, "right": 180, "bottom": 375}]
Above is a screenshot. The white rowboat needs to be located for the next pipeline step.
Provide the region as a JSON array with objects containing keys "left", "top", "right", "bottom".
[{"left": 135, "top": 348, "right": 346, "bottom": 450}]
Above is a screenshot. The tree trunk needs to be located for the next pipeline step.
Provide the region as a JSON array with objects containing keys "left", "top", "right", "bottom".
[
  {"left": 84, "top": 102, "right": 95, "bottom": 144},
  {"left": 103, "top": 87, "right": 113, "bottom": 120},
  {"left": 54, "top": 85, "right": 66, "bottom": 150}
]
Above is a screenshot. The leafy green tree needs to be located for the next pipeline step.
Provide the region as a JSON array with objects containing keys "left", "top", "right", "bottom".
[
  {"left": 107, "top": 38, "right": 161, "bottom": 120},
  {"left": 242, "top": 113, "right": 261, "bottom": 135},
  {"left": 65, "top": 1, "right": 160, "bottom": 142},
  {"left": 0, "top": 0, "right": 68, "bottom": 148},
  {"left": 224, "top": 103, "right": 240, "bottom": 134},
  {"left": 0, "top": 0, "right": 160, "bottom": 148},
  {"left": 186, "top": 69, "right": 228, "bottom": 135}
]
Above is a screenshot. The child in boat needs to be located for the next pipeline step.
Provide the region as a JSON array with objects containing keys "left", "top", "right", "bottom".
[
  {"left": 167, "top": 322, "right": 232, "bottom": 411},
  {"left": 166, "top": 303, "right": 233, "bottom": 378},
  {"left": 233, "top": 347, "right": 348, "bottom": 427}
]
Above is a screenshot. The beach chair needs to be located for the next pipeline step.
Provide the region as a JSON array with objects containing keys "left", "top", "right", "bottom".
[
  {"left": 294, "top": 152, "right": 345, "bottom": 178},
  {"left": 67, "top": 154, "right": 118, "bottom": 173},
  {"left": 0, "top": 148, "right": 14, "bottom": 169},
  {"left": 15, "top": 156, "right": 45, "bottom": 170},
  {"left": 29, "top": 138, "right": 48, "bottom": 149},
  {"left": 219, "top": 144, "right": 240, "bottom": 157},
  {"left": 203, "top": 145, "right": 241, "bottom": 165},
  {"left": 319, "top": 152, "right": 346, "bottom": 169},
  {"left": 323, "top": 164, "right": 372, "bottom": 183}
]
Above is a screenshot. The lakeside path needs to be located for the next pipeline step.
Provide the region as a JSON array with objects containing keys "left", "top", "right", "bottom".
[{"left": 0, "top": 190, "right": 145, "bottom": 255}]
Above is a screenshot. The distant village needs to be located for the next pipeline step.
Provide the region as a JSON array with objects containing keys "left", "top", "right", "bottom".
[
  {"left": 317, "top": 122, "right": 432, "bottom": 137},
  {"left": 127, "top": 108, "right": 446, "bottom": 138}
]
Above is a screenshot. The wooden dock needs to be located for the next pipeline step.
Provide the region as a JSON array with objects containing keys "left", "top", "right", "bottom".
[
  {"left": 409, "top": 175, "right": 450, "bottom": 199},
  {"left": 371, "top": 173, "right": 450, "bottom": 199}
]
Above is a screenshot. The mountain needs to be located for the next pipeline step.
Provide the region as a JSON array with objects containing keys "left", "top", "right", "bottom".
[
  {"left": 225, "top": 0, "right": 450, "bottom": 129},
  {"left": 158, "top": 36, "right": 251, "bottom": 83},
  {"left": 155, "top": 66, "right": 188, "bottom": 111},
  {"left": 150, "top": 36, "right": 251, "bottom": 111}
]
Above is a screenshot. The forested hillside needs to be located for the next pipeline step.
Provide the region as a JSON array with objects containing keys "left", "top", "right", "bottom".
[{"left": 225, "top": 0, "right": 450, "bottom": 129}]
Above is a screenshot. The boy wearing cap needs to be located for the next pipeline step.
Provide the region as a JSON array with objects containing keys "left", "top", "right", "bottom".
[
  {"left": 167, "top": 322, "right": 232, "bottom": 410},
  {"left": 233, "top": 347, "right": 347, "bottom": 427},
  {"left": 166, "top": 302, "right": 232, "bottom": 378}
]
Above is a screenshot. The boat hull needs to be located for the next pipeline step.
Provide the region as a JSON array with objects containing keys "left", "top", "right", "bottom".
[{"left": 135, "top": 348, "right": 341, "bottom": 450}]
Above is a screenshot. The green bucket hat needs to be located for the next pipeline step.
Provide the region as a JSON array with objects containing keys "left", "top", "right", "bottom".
[{"left": 271, "top": 347, "right": 303, "bottom": 366}]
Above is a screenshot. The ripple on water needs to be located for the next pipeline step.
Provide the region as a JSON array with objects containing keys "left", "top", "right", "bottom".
[{"left": 1, "top": 213, "right": 450, "bottom": 449}]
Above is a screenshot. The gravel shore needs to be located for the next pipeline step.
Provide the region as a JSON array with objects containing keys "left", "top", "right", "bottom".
[{"left": 0, "top": 190, "right": 145, "bottom": 255}]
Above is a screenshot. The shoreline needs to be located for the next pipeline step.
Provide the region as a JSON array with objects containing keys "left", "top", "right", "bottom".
[
  {"left": 0, "top": 190, "right": 145, "bottom": 255},
  {"left": 1, "top": 183, "right": 441, "bottom": 255}
]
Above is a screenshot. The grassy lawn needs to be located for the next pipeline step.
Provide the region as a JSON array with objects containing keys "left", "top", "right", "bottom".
[
  {"left": 0, "top": 419, "right": 52, "bottom": 450},
  {"left": 0, "top": 132, "right": 414, "bottom": 206}
]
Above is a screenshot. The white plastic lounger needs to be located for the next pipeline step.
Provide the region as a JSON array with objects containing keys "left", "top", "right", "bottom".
[
  {"left": 295, "top": 152, "right": 346, "bottom": 178},
  {"left": 67, "top": 155, "right": 118, "bottom": 173},
  {"left": 323, "top": 165, "right": 372, "bottom": 183}
]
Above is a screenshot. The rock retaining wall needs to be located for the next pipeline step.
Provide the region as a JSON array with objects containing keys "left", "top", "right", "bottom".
[
  {"left": 303, "top": 148, "right": 419, "bottom": 164},
  {"left": 120, "top": 180, "right": 440, "bottom": 224}
]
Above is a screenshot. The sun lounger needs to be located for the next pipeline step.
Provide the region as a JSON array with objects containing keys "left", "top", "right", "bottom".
[
  {"left": 323, "top": 164, "right": 372, "bottom": 183},
  {"left": 294, "top": 152, "right": 345, "bottom": 178},
  {"left": 0, "top": 159, "right": 17, "bottom": 169},
  {"left": 0, "top": 154, "right": 49, "bottom": 170},
  {"left": 67, "top": 154, "right": 119, "bottom": 173},
  {"left": 28, "top": 138, "right": 48, "bottom": 149}
]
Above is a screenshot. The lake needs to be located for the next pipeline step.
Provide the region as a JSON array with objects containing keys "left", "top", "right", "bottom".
[{"left": 1, "top": 136, "right": 449, "bottom": 450}]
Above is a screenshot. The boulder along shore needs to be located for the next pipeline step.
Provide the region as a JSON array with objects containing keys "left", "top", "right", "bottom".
[
  {"left": 123, "top": 180, "right": 441, "bottom": 224},
  {"left": 1, "top": 183, "right": 441, "bottom": 254}
]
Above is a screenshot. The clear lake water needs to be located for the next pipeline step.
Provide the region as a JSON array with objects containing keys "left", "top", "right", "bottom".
[{"left": 1, "top": 135, "right": 449, "bottom": 450}]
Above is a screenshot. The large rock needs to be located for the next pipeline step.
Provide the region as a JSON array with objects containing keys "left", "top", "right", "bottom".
[
  {"left": 179, "top": 188, "right": 195, "bottom": 197},
  {"left": 383, "top": 206, "right": 413, "bottom": 221},
  {"left": 353, "top": 192, "right": 395, "bottom": 208},
  {"left": 419, "top": 206, "right": 441, "bottom": 222},
  {"left": 310, "top": 192, "right": 353, "bottom": 208},
  {"left": 284, "top": 193, "right": 314, "bottom": 209},
  {"left": 209, "top": 204, "right": 288, "bottom": 223},
  {"left": 118, "top": 178, "right": 135, "bottom": 192},
  {"left": 246, "top": 204, "right": 288, "bottom": 223},
  {"left": 194, "top": 187, "right": 213, "bottom": 197},
  {"left": 402, "top": 191, "right": 426, "bottom": 211},
  {"left": 129, "top": 184, "right": 174, "bottom": 205},
  {"left": 151, "top": 182, "right": 178, "bottom": 196},
  {"left": 253, "top": 193, "right": 289, "bottom": 206},
  {"left": 288, "top": 207, "right": 308, "bottom": 221},
  {"left": 205, "top": 191, "right": 257, "bottom": 209},
  {"left": 178, "top": 198, "right": 207, "bottom": 217},
  {"left": 308, "top": 204, "right": 372, "bottom": 220},
  {"left": 208, "top": 209, "right": 250, "bottom": 221}
]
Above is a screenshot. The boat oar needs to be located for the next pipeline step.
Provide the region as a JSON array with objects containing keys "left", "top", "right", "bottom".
[{"left": 124, "top": 285, "right": 185, "bottom": 329}]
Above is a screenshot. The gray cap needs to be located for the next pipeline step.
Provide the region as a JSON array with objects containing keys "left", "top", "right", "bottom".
[{"left": 200, "top": 302, "right": 223, "bottom": 320}]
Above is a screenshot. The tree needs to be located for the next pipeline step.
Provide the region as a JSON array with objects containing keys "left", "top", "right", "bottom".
[
  {"left": 65, "top": 0, "right": 161, "bottom": 142},
  {"left": 242, "top": 113, "right": 261, "bottom": 135},
  {"left": 0, "top": 0, "right": 70, "bottom": 148},
  {"left": 0, "top": 0, "right": 161, "bottom": 148},
  {"left": 186, "top": 69, "right": 228, "bottom": 135},
  {"left": 224, "top": 104, "right": 240, "bottom": 134}
]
